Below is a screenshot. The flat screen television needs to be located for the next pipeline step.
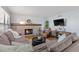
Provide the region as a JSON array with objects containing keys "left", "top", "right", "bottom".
[{"left": 53, "top": 18, "right": 65, "bottom": 26}]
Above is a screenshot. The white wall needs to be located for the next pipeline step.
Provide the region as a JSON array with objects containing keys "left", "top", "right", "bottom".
[
  {"left": 48, "top": 10, "right": 79, "bottom": 36},
  {"left": 11, "top": 9, "right": 79, "bottom": 36}
]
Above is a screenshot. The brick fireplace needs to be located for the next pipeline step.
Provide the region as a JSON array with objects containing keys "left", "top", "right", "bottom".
[{"left": 11, "top": 23, "right": 42, "bottom": 35}]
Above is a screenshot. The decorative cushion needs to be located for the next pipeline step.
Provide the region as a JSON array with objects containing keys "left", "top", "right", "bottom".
[
  {"left": 0, "top": 33, "right": 10, "bottom": 45},
  {"left": 58, "top": 34, "right": 66, "bottom": 42},
  {"left": 7, "top": 29, "right": 20, "bottom": 38}
]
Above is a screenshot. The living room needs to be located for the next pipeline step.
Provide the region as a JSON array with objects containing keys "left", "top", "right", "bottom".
[{"left": 0, "top": 6, "right": 79, "bottom": 52}]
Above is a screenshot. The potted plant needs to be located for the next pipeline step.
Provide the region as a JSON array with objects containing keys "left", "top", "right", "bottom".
[{"left": 45, "top": 20, "right": 49, "bottom": 29}]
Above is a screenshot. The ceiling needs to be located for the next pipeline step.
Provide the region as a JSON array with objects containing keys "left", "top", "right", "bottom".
[{"left": 3, "top": 6, "right": 79, "bottom": 16}]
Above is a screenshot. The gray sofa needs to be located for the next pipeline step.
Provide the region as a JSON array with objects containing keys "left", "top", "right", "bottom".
[
  {"left": 0, "top": 31, "right": 48, "bottom": 52},
  {"left": 0, "top": 31, "right": 29, "bottom": 45},
  {"left": 48, "top": 33, "right": 79, "bottom": 52},
  {"left": 0, "top": 30, "right": 78, "bottom": 52}
]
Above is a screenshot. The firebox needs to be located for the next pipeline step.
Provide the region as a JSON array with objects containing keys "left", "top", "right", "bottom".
[{"left": 24, "top": 29, "right": 33, "bottom": 35}]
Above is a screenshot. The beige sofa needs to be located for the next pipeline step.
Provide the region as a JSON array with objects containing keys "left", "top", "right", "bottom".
[
  {"left": 0, "top": 30, "right": 78, "bottom": 52},
  {"left": 48, "top": 33, "right": 79, "bottom": 52},
  {"left": 32, "top": 33, "right": 79, "bottom": 52},
  {"left": 0, "top": 31, "right": 48, "bottom": 52}
]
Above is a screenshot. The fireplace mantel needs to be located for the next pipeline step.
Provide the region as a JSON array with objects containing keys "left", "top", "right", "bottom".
[
  {"left": 11, "top": 23, "right": 41, "bottom": 26},
  {"left": 11, "top": 23, "right": 42, "bottom": 35}
]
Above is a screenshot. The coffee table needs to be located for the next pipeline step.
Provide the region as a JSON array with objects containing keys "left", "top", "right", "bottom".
[{"left": 24, "top": 34, "right": 40, "bottom": 41}]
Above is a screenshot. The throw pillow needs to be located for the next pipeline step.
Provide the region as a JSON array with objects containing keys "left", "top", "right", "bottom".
[{"left": 58, "top": 34, "right": 66, "bottom": 42}]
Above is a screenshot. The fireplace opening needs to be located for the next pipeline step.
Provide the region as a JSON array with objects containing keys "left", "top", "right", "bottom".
[{"left": 25, "top": 29, "right": 33, "bottom": 35}]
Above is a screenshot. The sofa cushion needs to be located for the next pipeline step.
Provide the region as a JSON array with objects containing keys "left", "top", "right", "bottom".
[
  {"left": 0, "top": 33, "right": 10, "bottom": 45},
  {"left": 4, "top": 31, "right": 15, "bottom": 41},
  {"left": 49, "top": 34, "right": 72, "bottom": 52},
  {"left": 33, "top": 43, "right": 47, "bottom": 52},
  {"left": 64, "top": 40, "right": 79, "bottom": 52}
]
